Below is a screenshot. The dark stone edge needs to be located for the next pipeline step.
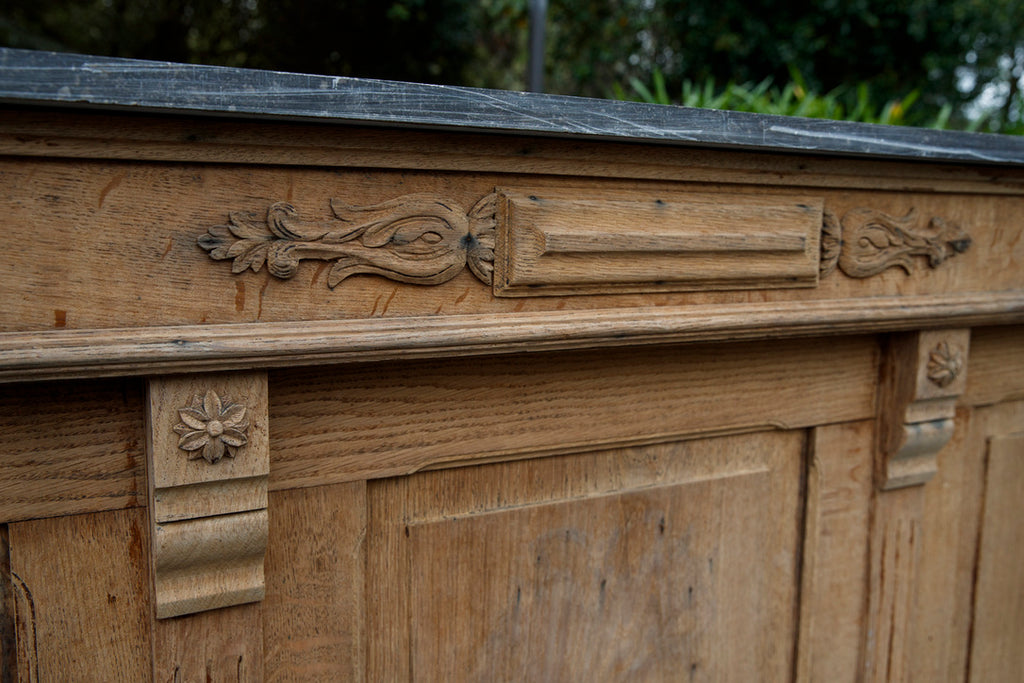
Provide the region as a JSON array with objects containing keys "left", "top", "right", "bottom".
[{"left": 2, "top": 47, "right": 1024, "bottom": 165}]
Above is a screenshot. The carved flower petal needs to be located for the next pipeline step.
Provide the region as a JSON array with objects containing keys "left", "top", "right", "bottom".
[
  {"left": 220, "top": 403, "right": 246, "bottom": 428},
  {"left": 178, "top": 407, "right": 208, "bottom": 430},
  {"left": 203, "top": 390, "right": 222, "bottom": 420},
  {"left": 204, "top": 439, "right": 225, "bottom": 464},
  {"left": 178, "top": 431, "right": 210, "bottom": 451},
  {"left": 220, "top": 429, "right": 248, "bottom": 447}
]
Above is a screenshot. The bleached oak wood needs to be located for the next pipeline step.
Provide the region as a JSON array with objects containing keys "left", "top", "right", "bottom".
[
  {"left": 908, "top": 406, "right": 976, "bottom": 682},
  {"left": 6, "top": 509, "right": 152, "bottom": 681},
  {"left": 863, "top": 330, "right": 970, "bottom": 680},
  {"left": 863, "top": 487, "right": 924, "bottom": 682},
  {"left": 2, "top": 159, "right": 1023, "bottom": 339},
  {"left": 268, "top": 336, "right": 876, "bottom": 487},
  {"left": 964, "top": 325, "right": 1024, "bottom": 407},
  {"left": 263, "top": 483, "right": 366, "bottom": 681},
  {"left": 2, "top": 55, "right": 1024, "bottom": 683},
  {"left": 876, "top": 329, "right": 970, "bottom": 489},
  {"left": 796, "top": 421, "right": 874, "bottom": 682},
  {"left": 368, "top": 431, "right": 803, "bottom": 681},
  {"left": 1, "top": 293, "right": 1020, "bottom": 383},
  {"left": 3, "top": 110, "right": 1024, "bottom": 196},
  {"left": 0, "top": 379, "right": 145, "bottom": 523},
  {"left": 967, "top": 408, "right": 1024, "bottom": 682},
  {"left": 147, "top": 373, "right": 269, "bottom": 618},
  {"left": 152, "top": 602, "right": 263, "bottom": 683},
  {"left": 493, "top": 189, "right": 822, "bottom": 295}
]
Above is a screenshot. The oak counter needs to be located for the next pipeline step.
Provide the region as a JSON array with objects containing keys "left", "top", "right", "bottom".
[{"left": 1, "top": 48, "right": 1023, "bottom": 681}]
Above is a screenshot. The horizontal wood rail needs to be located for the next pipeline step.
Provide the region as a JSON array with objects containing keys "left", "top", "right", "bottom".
[{"left": 1, "top": 291, "right": 1022, "bottom": 382}]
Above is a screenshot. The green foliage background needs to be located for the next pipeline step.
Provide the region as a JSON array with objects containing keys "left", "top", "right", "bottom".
[{"left": 2, "top": 0, "right": 1022, "bottom": 132}]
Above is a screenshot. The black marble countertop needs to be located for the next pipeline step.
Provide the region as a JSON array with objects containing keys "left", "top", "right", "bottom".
[{"left": 2, "top": 47, "right": 1024, "bottom": 165}]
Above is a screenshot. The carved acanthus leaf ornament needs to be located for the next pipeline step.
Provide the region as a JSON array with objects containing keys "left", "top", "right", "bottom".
[
  {"left": 174, "top": 389, "right": 249, "bottom": 464},
  {"left": 199, "top": 193, "right": 496, "bottom": 289},
  {"left": 820, "top": 207, "right": 971, "bottom": 278}
]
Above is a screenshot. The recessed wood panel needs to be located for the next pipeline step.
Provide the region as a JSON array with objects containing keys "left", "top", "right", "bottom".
[
  {"left": 7, "top": 508, "right": 152, "bottom": 681},
  {"left": 368, "top": 430, "right": 804, "bottom": 681},
  {"left": 969, "top": 431, "right": 1024, "bottom": 682}
]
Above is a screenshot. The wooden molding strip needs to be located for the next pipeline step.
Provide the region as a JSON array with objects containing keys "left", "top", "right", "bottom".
[{"left": 0, "top": 293, "right": 1022, "bottom": 382}]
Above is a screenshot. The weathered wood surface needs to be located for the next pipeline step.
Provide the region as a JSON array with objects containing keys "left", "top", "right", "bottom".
[
  {"left": 6, "top": 509, "right": 152, "bottom": 681},
  {"left": 4, "top": 110, "right": 1024, "bottom": 195},
  {"left": 796, "top": 421, "right": 874, "bottom": 682},
  {"left": 967, "top": 404, "right": 1024, "bottom": 682},
  {"left": 2, "top": 160, "right": 1022, "bottom": 336},
  {"left": 1, "top": 293, "right": 1021, "bottom": 383},
  {"left": 368, "top": 431, "right": 803, "bottom": 681},
  {"left": 0, "top": 378, "right": 145, "bottom": 522},
  {"left": 263, "top": 483, "right": 365, "bottom": 681},
  {"left": 267, "top": 336, "right": 877, "bottom": 487},
  {"left": 3, "top": 48, "right": 1024, "bottom": 165},
  {"left": 493, "top": 189, "right": 822, "bottom": 295}
]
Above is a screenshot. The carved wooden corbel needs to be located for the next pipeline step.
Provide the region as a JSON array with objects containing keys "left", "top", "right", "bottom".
[
  {"left": 876, "top": 329, "right": 969, "bottom": 490},
  {"left": 146, "top": 372, "right": 269, "bottom": 618}
]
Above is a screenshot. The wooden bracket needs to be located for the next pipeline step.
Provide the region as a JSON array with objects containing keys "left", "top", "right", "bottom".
[
  {"left": 145, "top": 372, "right": 269, "bottom": 619},
  {"left": 877, "top": 329, "right": 969, "bottom": 490}
]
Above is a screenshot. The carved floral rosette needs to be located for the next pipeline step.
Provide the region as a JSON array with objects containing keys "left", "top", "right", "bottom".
[
  {"left": 198, "top": 193, "right": 497, "bottom": 289},
  {"left": 174, "top": 389, "right": 250, "bottom": 464}
]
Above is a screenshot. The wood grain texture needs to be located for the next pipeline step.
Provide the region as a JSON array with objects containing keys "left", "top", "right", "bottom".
[
  {"left": 153, "top": 511, "right": 267, "bottom": 619},
  {"left": 908, "top": 406, "right": 977, "bottom": 683},
  {"left": 7, "top": 508, "right": 151, "bottom": 681},
  {"left": 147, "top": 374, "right": 268, "bottom": 506},
  {"left": 968, "top": 426, "right": 1024, "bottom": 681},
  {"left": 876, "top": 329, "right": 969, "bottom": 490},
  {"left": 268, "top": 335, "right": 877, "bottom": 487},
  {"left": 863, "top": 486, "right": 924, "bottom": 682},
  {"left": 0, "top": 526, "right": 16, "bottom": 683},
  {"left": 4, "top": 48, "right": 1024, "bottom": 165},
  {"left": 0, "top": 378, "right": 144, "bottom": 523},
  {"left": 4, "top": 110, "right": 1024, "bottom": 196},
  {"left": 964, "top": 325, "right": 1024, "bottom": 407},
  {"left": 796, "top": 421, "right": 874, "bottom": 682},
  {"left": 829, "top": 207, "right": 971, "bottom": 279},
  {"left": 368, "top": 430, "right": 804, "bottom": 681},
  {"left": 1, "top": 158, "right": 1022, "bottom": 339},
  {"left": 494, "top": 189, "right": 822, "bottom": 295},
  {"left": 263, "top": 483, "right": 366, "bottom": 681},
  {"left": 153, "top": 602, "right": 263, "bottom": 683},
  {"left": 1, "top": 293, "right": 1021, "bottom": 384},
  {"left": 147, "top": 373, "right": 269, "bottom": 619}
]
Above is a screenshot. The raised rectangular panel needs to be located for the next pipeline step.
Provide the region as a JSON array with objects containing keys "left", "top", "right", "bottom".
[{"left": 493, "top": 189, "right": 823, "bottom": 296}]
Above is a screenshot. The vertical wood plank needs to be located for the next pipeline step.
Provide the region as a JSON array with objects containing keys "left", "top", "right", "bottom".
[
  {"left": 153, "top": 603, "right": 263, "bottom": 682},
  {"left": 263, "top": 482, "right": 366, "bottom": 681},
  {"left": 863, "top": 487, "right": 923, "bottom": 682},
  {"left": 909, "top": 406, "right": 977, "bottom": 683},
  {"left": 7, "top": 508, "right": 152, "bottom": 681},
  {"left": 0, "top": 526, "right": 17, "bottom": 683},
  {"left": 796, "top": 421, "right": 874, "bottom": 682},
  {"left": 968, "top": 431, "right": 1024, "bottom": 682},
  {"left": 366, "top": 476, "right": 410, "bottom": 682}
]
